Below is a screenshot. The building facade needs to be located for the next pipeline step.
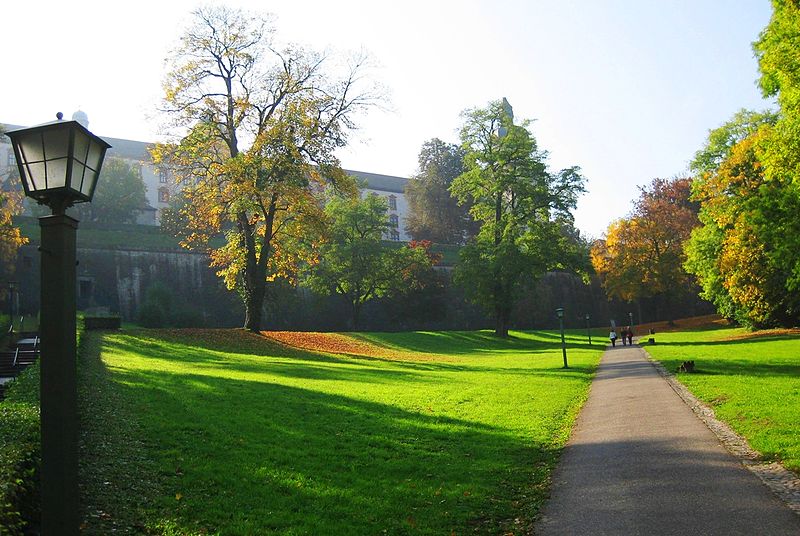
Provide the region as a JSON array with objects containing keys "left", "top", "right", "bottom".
[{"left": 2, "top": 114, "right": 411, "bottom": 241}]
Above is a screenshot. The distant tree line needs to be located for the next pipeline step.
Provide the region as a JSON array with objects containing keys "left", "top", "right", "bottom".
[{"left": 592, "top": 1, "right": 800, "bottom": 330}]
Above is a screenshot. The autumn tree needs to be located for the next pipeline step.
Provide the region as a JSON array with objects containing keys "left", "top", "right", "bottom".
[
  {"left": 404, "top": 138, "right": 475, "bottom": 244},
  {"left": 72, "top": 157, "right": 147, "bottom": 224},
  {"left": 682, "top": 0, "right": 800, "bottom": 328},
  {"left": 304, "top": 194, "right": 434, "bottom": 329},
  {"left": 153, "top": 6, "right": 379, "bottom": 331},
  {"left": 685, "top": 111, "right": 800, "bottom": 328},
  {"left": 451, "top": 99, "right": 585, "bottom": 337},
  {"left": 0, "top": 126, "right": 29, "bottom": 283},
  {"left": 591, "top": 177, "right": 699, "bottom": 318}
]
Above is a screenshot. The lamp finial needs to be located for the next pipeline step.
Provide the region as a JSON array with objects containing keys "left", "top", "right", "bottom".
[{"left": 56, "top": 112, "right": 63, "bottom": 120}]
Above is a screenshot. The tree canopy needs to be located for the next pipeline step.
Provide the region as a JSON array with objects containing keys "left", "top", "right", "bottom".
[
  {"left": 451, "top": 99, "right": 585, "bottom": 337},
  {"left": 592, "top": 177, "right": 699, "bottom": 315},
  {"left": 685, "top": 113, "right": 800, "bottom": 328},
  {"left": 404, "top": 138, "right": 475, "bottom": 244},
  {"left": 304, "top": 194, "right": 434, "bottom": 328},
  {"left": 73, "top": 157, "right": 148, "bottom": 224},
  {"left": 153, "top": 5, "right": 379, "bottom": 331}
]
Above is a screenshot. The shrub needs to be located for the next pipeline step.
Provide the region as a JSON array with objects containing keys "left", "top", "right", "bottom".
[{"left": 0, "top": 402, "right": 40, "bottom": 535}]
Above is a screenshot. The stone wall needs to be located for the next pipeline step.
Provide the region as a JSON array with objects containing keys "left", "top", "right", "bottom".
[{"left": 14, "top": 244, "right": 242, "bottom": 326}]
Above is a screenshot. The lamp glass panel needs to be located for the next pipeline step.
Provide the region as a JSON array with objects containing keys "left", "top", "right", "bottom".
[
  {"left": 73, "top": 130, "right": 90, "bottom": 165},
  {"left": 45, "top": 157, "right": 68, "bottom": 189},
  {"left": 41, "top": 127, "right": 70, "bottom": 160},
  {"left": 26, "top": 162, "right": 46, "bottom": 191},
  {"left": 71, "top": 162, "right": 87, "bottom": 194},
  {"left": 79, "top": 166, "right": 96, "bottom": 197},
  {"left": 16, "top": 131, "right": 45, "bottom": 163},
  {"left": 86, "top": 138, "right": 103, "bottom": 171}
]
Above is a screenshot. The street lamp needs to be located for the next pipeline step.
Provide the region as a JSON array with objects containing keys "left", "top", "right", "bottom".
[
  {"left": 5, "top": 113, "right": 110, "bottom": 534},
  {"left": 585, "top": 313, "right": 591, "bottom": 345},
  {"left": 556, "top": 307, "right": 568, "bottom": 368},
  {"left": 629, "top": 311, "right": 634, "bottom": 328}
]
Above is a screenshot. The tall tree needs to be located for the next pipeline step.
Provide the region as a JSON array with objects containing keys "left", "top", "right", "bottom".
[
  {"left": 686, "top": 113, "right": 800, "bottom": 328},
  {"left": 153, "top": 6, "right": 379, "bottom": 331},
  {"left": 404, "top": 138, "right": 475, "bottom": 244},
  {"left": 73, "top": 157, "right": 147, "bottom": 224},
  {"left": 304, "top": 194, "right": 433, "bottom": 329},
  {"left": 451, "top": 100, "right": 585, "bottom": 337}
]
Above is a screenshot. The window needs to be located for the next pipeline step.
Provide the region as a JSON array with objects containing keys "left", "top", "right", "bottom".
[
  {"left": 7, "top": 151, "right": 16, "bottom": 167},
  {"left": 158, "top": 187, "right": 170, "bottom": 203},
  {"left": 390, "top": 229, "right": 400, "bottom": 241},
  {"left": 78, "top": 278, "right": 94, "bottom": 299},
  {"left": 389, "top": 214, "right": 399, "bottom": 228},
  {"left": 388, "top": 195, "right": 397, "bottom": 211},
  {"left": 159, "top": 169, "right": 169, "bottom": 183}
]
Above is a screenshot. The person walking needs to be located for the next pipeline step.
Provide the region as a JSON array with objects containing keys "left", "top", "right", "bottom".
[{"left": 609, "top": 329, "right": 618, "bottom": 347}]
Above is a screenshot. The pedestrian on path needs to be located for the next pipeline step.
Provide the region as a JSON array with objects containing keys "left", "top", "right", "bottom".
[{"left": 609, "top": 329, "right": 617, "bottom": 347}]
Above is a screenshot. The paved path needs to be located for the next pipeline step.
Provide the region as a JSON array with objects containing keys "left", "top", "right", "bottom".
[{"left": 534, "top": 343, "right": 800, "bottom": 535}]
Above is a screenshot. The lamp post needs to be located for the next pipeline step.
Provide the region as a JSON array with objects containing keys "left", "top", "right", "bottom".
[
  {"left": 629, "top": 311, "right": 634, "bottom": 328},
  {"left": 556, "top": 307, "right": 568, "bottom": 368},
  {"left": 6, "top": 113, "right": 110, "bottom": 534},
  {"left": 7, "top": 281, "right": 15, "bottom": 329},
  {"left": 585, "top": 313, "right": 591, "bottom": 345}
]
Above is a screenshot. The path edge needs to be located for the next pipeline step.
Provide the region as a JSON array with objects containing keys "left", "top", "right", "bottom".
[{"left": 639, "top": 344, "right": 800, "bottom": 516}]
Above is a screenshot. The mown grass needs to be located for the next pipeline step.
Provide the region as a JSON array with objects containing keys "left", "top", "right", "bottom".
[
  {"left": 645, "top": 326, "right": 800, "bottom": 474},
  {"left": 80, "top": 328, "right": 602, "bottom": 535}
]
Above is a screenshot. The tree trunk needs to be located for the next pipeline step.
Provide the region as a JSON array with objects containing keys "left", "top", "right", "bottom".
[
  {"left": 243, "top": 278, "right": 266, "bottom": 332},
  {"left": 494, "top": 303, "right": 510, "bottom": 337},
  {"left": 351, "top": 299, "right": 362, "bottom": 331}
]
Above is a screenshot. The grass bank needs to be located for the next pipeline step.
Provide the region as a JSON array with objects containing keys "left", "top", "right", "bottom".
[
  {"left": 81, "top": 328, "right": 602, "bottom": 535},
  {"left": 645, "top": 326, "right": 800, "bottom": 474}
]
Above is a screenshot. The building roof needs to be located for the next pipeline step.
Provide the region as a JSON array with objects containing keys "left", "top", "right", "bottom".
[{"left": 347, "top": 169, "right": 408, "bottom": 193}]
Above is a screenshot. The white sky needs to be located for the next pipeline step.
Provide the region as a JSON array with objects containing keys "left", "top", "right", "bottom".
[{"left": 1, "top": 0, "right": 773, "bottom": 238}]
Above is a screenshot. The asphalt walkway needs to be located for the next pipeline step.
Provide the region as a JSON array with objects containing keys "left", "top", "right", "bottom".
[{"left": 534, "top": 342, "right": 800, "bottom": 535}]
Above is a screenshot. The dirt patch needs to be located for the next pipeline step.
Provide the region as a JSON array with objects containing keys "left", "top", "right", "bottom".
[
  {"left": 632, "top": 314, "right": 729, "bottom": 335},
  {"left": 720, "top": 328, "right": 800, "bottom": 342}
]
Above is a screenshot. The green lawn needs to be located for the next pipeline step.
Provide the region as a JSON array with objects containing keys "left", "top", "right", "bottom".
[
  {"left": 79, "top": 328, "right": 602, "bottom": 535},
  {"left": 645, "top": 327, "right": 800, "bottom": 474}
]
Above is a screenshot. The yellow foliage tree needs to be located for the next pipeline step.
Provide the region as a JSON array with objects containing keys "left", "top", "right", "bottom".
[{"left": 153, "top": 6, "right": 379, "bottom": 331}]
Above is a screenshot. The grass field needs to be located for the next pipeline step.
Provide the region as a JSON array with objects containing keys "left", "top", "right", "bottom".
[
  {"left": 78, "top": 328, "right": 602, "bottom": 535},
  {"left": 645, "top": 326, "right": 800, "bottom": 474}
]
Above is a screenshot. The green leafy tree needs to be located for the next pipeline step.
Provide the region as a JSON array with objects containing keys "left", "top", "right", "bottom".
[
  {"left": 451, "top": 100, "right": 585, "bottom": 337},
  {"left": 305, "top": 194, "right": 433, "bottom": 329},
  {"left": 754, "top": 0, "right": 800, "bottom": 184},
  {"left": 404, "top": 138, "right": 476, "bottom": 244},
  {"left": 686, "top": 116, "right": 800, "bottom": 328},
  {"left": 73, "top": 157, "right": 147, "bottom": 224},
  {"left": 153, "top": 6, "right": 379, "bottom": 331},
  {"left": 683, "top": 0, "right": 800, "bottom": 329}
]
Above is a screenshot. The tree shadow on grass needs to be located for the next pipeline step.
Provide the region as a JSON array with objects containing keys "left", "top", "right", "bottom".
[
  {"left": 350, "top": 330, "right": 595, "bottom": 357},
  {"left": 84, "top": 351, "right": 573, "bottom": 535},
  {"left": 104, "top": 332, "right": 598, "bottom": 380}
]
